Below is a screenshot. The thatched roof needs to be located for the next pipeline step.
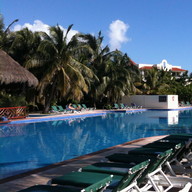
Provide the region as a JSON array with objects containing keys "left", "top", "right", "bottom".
[{"left": 0, "top": 50, "right": 38, "bottom": 87}]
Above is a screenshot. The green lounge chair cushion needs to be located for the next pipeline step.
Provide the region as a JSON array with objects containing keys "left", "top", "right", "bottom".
[
  {"left": 143, "top": 142, "right": 183, "bottom": 150},
  {"left": 82, "top": 162, "right": 132, "bottom": 176},
  {"left": 57, "top": 105, "right": 65, "bottom": 112},
  {"left": 82, "top": 160, "right": 150, "bottom": 174},
  {"left": 81, "top": 160, "right": 150, "bottom": 191},
  {"left": 113, "top": 103, "right": 119, "bottom": 109},
  {"left": 51, "top": 171, "right": 112, "bottom": 188},
  {"left": 51, "top": 106, "right": 59, "bottom": 111},
  {"left": 128, "top": 147, "right": 173, "bottom": 159},
  {"left": 17, "top": 185, "right": 80, "bottom": 192},
  {"left": 107, "top": 153, "right": 153, "bottom": 163},
  {"left": 165, "top": 134, "right": 192, "bottom": 140},
  {"left": 81, "top": 104, "right": 87, "bottom": 109}
]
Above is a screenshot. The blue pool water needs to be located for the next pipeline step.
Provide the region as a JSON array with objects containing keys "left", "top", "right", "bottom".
[{"left": 1, "top": 109, "right": 192, "bottom": 179}]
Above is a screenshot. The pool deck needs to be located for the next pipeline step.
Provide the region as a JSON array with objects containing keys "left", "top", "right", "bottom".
[
  {"left": 1, "top": 107, "right": 192, "bottom": 191},
  {"left": 2, "top": 106, "right": 192, "bottom": 125}
]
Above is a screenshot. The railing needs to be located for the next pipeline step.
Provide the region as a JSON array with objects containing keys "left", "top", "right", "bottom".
[{"left": 0, "top": 106, "right": 27, "bottom": 120}]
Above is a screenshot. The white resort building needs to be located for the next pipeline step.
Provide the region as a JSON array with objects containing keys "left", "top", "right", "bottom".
[{"left": 137, "top": 59, "right": 187, "bottom": 74}]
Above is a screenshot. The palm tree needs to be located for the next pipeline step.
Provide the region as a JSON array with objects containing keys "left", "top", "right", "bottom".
[
  {"left": 141, "top": 68, "right": 176, "bottom": 95},
  {"left": 0, "top": 16, "right": 19, "bottom": 52},
  {"left": 31, "top": 25, "right": 94, "bottom": 113},
  {"left": 76, "top": 32, "right": 114, "bottom": 105},
  {"left": 102, "top": 51, "right": 140, "bottom": 103},
  {"left": 0, "top": 15, "right": 4, "bottom": 36},
  {"left": 8, "top": 28, "right": 41, "bottom": 68}
]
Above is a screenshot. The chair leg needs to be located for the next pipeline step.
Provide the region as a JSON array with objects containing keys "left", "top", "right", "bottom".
[
  {"left": 119, "top": 181, "right": 142, "bottom": 192},
  {"left": 146, "top": 167, "right": 173, "bottom": 192}
]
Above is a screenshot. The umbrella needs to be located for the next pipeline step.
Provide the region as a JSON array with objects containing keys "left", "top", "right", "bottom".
[{"left": 0, "top": 50, "right": 38, "bottom": 87}]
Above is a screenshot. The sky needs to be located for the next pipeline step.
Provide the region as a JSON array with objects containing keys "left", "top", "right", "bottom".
[{"left": 1, "top": 0, "right": 192, "bottom": 72}]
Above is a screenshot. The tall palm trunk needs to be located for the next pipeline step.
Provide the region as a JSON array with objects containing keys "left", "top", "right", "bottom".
[{"left": 43, "top": 79, "right": 57, "bottom": 113}]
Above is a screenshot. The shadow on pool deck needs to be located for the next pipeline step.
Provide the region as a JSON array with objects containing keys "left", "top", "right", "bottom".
[{"left": 0, "top": 135, "right": 166, "bottom": 192}]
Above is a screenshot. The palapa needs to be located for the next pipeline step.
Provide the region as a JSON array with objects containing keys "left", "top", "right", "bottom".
[{"left": 0, "top": 50, "right": 38, "bottom": 87}]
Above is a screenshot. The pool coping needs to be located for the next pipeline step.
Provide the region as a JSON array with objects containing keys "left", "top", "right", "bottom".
[{"left": 2, "top": 107, "right": 192, "bottom": 125}]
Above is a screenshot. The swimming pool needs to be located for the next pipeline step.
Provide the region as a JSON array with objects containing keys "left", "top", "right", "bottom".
[{"left": 1, "top": 109, "right": 192, "bottom": 180}]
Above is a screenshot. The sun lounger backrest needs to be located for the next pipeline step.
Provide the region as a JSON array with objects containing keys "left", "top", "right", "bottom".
[
  {"left": 82, "top": 174, "right": 113, "bottom": 192},
  {"left": 51, "top": 106, "right": 59, "bottom": 111},
  {"left": 112, "top": 159, "right": 150, "bottom": 192},
  {"left": 82, "top": 104, "right": 87, "bottom": 109},
  {"left": 72, "top": 104, "right": 77, "bottom": 108},
  {"left": 134, "top": 148, "right": 173, "bottom": 184}
]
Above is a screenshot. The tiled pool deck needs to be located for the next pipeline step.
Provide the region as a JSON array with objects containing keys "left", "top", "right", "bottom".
[{"left": 1, "top": 107, "right": 192, "bottom": 192}]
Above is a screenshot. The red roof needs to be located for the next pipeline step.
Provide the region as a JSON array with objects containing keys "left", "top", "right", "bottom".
[
  {"left": 139, "top": 66, "right": 187, "bottom": 72},
  {"left": 130, "top": 60, "right": 137, "bottom": 65},
  {"left": 139, "top": 66, "right": 153, "bottom": 70},
  {"left": 171, "top": 67, "right": 187, "bottom": 72}
]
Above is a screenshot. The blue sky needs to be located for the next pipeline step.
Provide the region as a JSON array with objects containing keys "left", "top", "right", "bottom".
[{"left": 1, "top": 0, "right": 192, "bottom": 72}]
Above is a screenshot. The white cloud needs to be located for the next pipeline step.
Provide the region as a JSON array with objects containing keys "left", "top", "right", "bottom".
[
  {"left": 13, "top": 20, "right": 50, "bottom": 34},
  {"left": 108, "top": 20, "right": 130, "bottom": 50},
  {"left": 58, "top": 25, "right": 78, "bottom": 41},
  {"left": 13, "top": 20, "right": 78, "bottom": 41}
]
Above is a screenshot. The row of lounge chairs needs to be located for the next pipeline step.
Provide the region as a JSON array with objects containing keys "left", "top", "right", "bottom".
[
  {"left": 179, "top": 101, "right": 192, "bottom": 107},
  {"left": 113, "top": 103, "right": 142, "bottom": 109},
  {"left": 51, "top": 104, "right": 94, "bottom": 114},
  {"left": 17, "top": 134, "right": 192, "bottom": 192}
]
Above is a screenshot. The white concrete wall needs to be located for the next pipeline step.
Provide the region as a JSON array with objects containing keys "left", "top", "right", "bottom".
[
  {"left": 167, "top": 95, "right": 178, "bottom": 109},
  {"left": 121, "top": 95, "right": 179, "bottom": 109}
]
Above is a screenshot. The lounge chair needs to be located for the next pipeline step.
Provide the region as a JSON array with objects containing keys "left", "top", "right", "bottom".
[
  {"left": 17, "top": 185, "right": 81, "bottom": 192},
  {"left": 51, "top": 106, "right": 62, "bottom": 113},
  {"left": 57, "top": 105, "right": 73, "bottom": 113},
  {"left": 141, "top": 136, "right": 192, "bottom": 189},
  {"left": 82, "top": 104, "right": 95, "bottom": 110},
  {"left": 131, "top": 103, "right": 142, "bottom": 109},
  {"left": 72, "top": 104, "right": 81, "bottom": 111},
  {"left": 82, "top": 147, "right": 189, "bottom": 191},
  {"left": 186, "top": 101, "right": 191, "bottom": 106},
  {"left": 158, "top": 134, "right": 192, "bottom": 175},
  {"left": 119, "top": 103, "right": 129, "bottom": 109},
  {"left": 107, "top": 139, "right": 192, "bottom": 191},
  {"left": 107, "top": 147, "right": 191, "bottom": 191},
  {"left": 180, "top": 101, "right": 186, "bottom": 106},
  {"left": 18, "top": 172, "right": 113, "bottom": 192},
  {"left": 77, "top": 104, "right": 84, "bottom": 111},
  {"left": 113, "top": 103, "right": 120, "bottom": 109},
  {"left": 51, "top": 160, "right": 150, "bottom": 192}
]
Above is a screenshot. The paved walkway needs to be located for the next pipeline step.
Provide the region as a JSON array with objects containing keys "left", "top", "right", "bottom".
[{"left": 0, "top": 135, "right": 166, "bottom": 192}]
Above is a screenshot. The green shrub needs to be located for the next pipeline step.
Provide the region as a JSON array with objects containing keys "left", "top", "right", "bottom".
[{"left": 0, "top": 92, "right": 26, "bottom": 107}]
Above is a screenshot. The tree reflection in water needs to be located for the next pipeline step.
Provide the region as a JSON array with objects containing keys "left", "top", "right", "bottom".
[{"left": 1, "top": 110, "right": 192, "bottom": 179}]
